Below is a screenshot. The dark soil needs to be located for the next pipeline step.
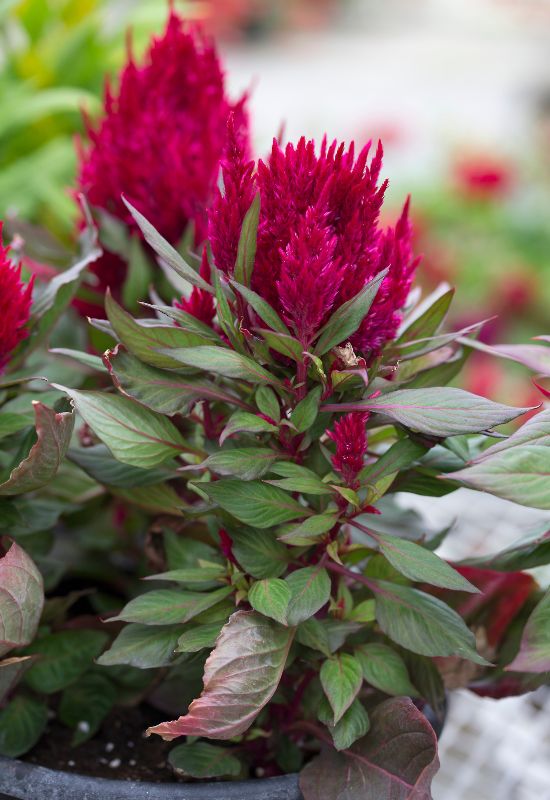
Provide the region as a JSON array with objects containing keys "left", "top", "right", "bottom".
[{"left": 24, "top": 706, "right": 183, "bottom": 783}]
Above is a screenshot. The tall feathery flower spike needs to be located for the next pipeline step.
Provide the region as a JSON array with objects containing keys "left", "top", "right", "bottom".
[
  {"left": 76, "top": 11, "right": 250, "bottom": 312},
  {"left": 210, "top": 136, "right": 419, "bottom": 358},
  {"left": 326, "top": 411, "right": 370, "bottom": 490},
  {"left": 0, "top": 223, "right": 34, "bottom": 373}
]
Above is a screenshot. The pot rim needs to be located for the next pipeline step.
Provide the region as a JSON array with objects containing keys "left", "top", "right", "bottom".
[{"left": 0, "top": 755, "right": 301, "bottom": 800}]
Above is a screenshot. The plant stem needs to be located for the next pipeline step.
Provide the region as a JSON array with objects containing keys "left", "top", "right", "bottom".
[{"left": 325, "top": 558, "right": 377, "bottom": 592}]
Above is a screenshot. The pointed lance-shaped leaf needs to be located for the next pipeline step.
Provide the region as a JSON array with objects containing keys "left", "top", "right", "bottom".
[
  {"left": 146, "top": 611, "right": 294, "bottom": 740},
  {"left": 158, "top": 345, "right": 283, "bottom": 388},
  {"left": 506, "top": 588, "right": 550, "bottom": 673},
  {"left": 234, "top": 192, "right": 261, "bottom": 287},
  {"left": 0, "top": 402, "right": 74, "bottom": 496},
  {"left": 202, "top": 479, "right": 310, "bottom": 529},
  {"left": 0, "top": 542, "right": 44, "bottom": 658}
]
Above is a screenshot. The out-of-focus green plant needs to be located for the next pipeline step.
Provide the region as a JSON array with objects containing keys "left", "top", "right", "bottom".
[{"left": 0, "top": 0, "right": 196, "bottom": 238}]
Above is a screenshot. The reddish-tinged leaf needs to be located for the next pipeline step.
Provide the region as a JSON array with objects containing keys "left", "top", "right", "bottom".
[
  {"left": 0, "top": 403, "right": 74, "bottom": 496},
  {"left": 299, "top": 697, "right": 439, "bottom": 800},
  {"left": 0, "top": 656, "right": 36, "bottom": 703},
  {"left": 460, "top": 338, "right": 550, "bottom": 377},
  {"left": 146, "top": 611, "right": 294, "bottom": 740},
  {"left": 0, "top": 541, "right": 44, "bottom": 657}
]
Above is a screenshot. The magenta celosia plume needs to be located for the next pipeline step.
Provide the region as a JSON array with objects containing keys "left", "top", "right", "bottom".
[
  {"left": 76, "top": 12, "right": 249, "bottom": 308},
  {"left": 326, "top": 411, "right": 369, "bottom": 489},
  {"left": 0, "top": 224, "right": 33, "bottom": 373},
  {"left": 210, "top": 136, "right": 418, "bottom": 356}
]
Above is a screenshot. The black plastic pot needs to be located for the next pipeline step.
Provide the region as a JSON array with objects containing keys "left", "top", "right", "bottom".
[{"left": 0, "top": 701, "right": 446, "bottom": 800}]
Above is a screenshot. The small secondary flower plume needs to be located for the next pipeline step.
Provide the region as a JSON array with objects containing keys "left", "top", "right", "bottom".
[
  {"left": 76, "top": 11, "right": 249, "bottom": 306},
  {"left": 0, "top": 223, "right": 33, "bottom": 373},
  {"left": 210, "top": 136, "right": 418, "bottom": 356},
  {"left": 327, "top": 411, "right": 369, "bottom": 489}
]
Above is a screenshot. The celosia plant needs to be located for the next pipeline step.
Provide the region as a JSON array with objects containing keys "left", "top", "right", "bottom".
[
  {"left": 76, "top": 11, "right": 249, "bottom": 310},
  {"left": 19, "top": 137, "right": 546, "bottom": 797},
  {"left": 0, "top": 226, "right": 33, "bottom": 373}
]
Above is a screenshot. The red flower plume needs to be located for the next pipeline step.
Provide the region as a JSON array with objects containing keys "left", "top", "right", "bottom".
[
  {"left": 0, "top": 224, "right": 33, "bottom": 373},
  {"left": 326, "top": 411, "right": 369, "bottom": 489}
]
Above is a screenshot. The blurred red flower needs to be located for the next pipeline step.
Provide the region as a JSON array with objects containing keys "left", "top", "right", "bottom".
[{"left": 0, "top": 223, "right": 33, "bottom": 373}]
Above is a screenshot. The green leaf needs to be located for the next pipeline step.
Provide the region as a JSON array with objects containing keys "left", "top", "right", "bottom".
[
  {"left": 0, "top": 413, "right": 31, "bottom": 441},
  {"left": 147, "top": 611, "right": 294, "bottom": 740},
  {"left": 203, "top": 479, "right": 309, "bottom": 529},
  {"left": 123, "top": 198, "right": 212, "bottom": 293},
  {"left": 314, "top": 269, "right": 387, "bottom": 355},
  {"left": 267, "top": 462, "right": 332, "bottom": 496},
  {"left": 463, "top": 523, "right": 550, "bottom": 572},
  {"left": 58, "top": 387, "right": 189, "bottom": 468},
  {"left": 105, "top": 290, "right": 209, "bottom": 369},
  {"left": 202, "top": 448, "right": 281, "bottom": 481},
  {"left": 318, "top": 696, "right": 370, "bottom": 751},
  {"left": 507, "top": 588, "right": 550, "bottom": 673},
  {"left": 277, "top": 514, "right": 338, "bottom": 546},
  {"left": 211, "top": 266, "right": 244, "bottom": 352},
  {"left": 257, "top": 329, "right": 304, "bottom": 362},
  {"left": 373, "top": 533, "right": 479, "bottom": 592},
  {"left": 355, "top": 643, "right": 418, "bottom": 696},
  {"left": 290, "top": 387, "right": 322, "bottom": 433},
  {"left": 0, "top": 541, "right": 44, "bottom": 658},
  {"left": 231, "top": 528, "right": 289, "bottom": 578},
  {"left": 448, "top": 444, "right": 550, "bottom": 510},
  {"left": 460, "top": 338, "right": 550, "bottom": 377},
  {"left": 295, "top": 618, "right": 332, "bottom": 657},
  {"left": 169, "top": 741, "right": 242, "bottom": 779},
  {"left": 320, "top": 653, "right": 363, "bottom": 724},
  {"left": 347, "top": 599, "right": 376, "bottom": 623},
  {"left": 255, "top": 386, "right": 280, "bottom": 422},
  {"left": 50, "top": 348, "right": 106, "bottom": 371},
  {"left": 285, "top": 567, "right": 331, "bottom": 626},
  {"left": 397, "top": 287, "right": 454, "bottom": 343},
  {"left": 372, "top": 581, "right": 489, "bottom": 664},
  {"left": 325, "top": 387, "right": 532, "bottom": 437},
  {"left": 97, "top": 624, "right": 183, "bottom": 669},
  {"left": 145, "top": 566, "right": 225, "bottom": 584},
  {"left": 176, "top": 622, "right": 225, "bottom": 653},
  {"left": 229, "top": 280, "right": 291, "bottom": 336},
  {"left": 58, "top": 672, "right": 117, "bottom": 745},
  {"left": 219, "top": 411, "right": 278, "bottom": 445},
  {"left": 22, "top": 630, "right": 108, "bottom": 694},
  {"left": 111, "top": 482, "right": 186, "bottom": 517},
  {"left": 122, "top": 236, "right": 153, "bottom": 310},
  {"left": 161, "top": 345, "right": 282, "bottom": 388},
  {"left": 110, "top": 586, "right": 233, "bottom": 626},
  {"left": 105, "top": 346, "right": 241, "bottom": 416},
  {"left": 299, "top": 697, "right": 439, "bottom": 800},
  {"left": 248, "top": 579, "right": 291, "bottom": 624},
  {"left": 0, "top": 694, "right": 48, "bottom": 757},
  {"left": 141, "top": 303, "right": 221, "bottom": 342},
  {"left": 358, "top": 438, "right": 428, "bottom": 486},
  {"left": 234, "top": 192, "right": 260, "bottom": 287},
  {"left": 68, "top": 444, "right": 174, "bottom": 488},
  {"left": 0, "top": 402, "right": 74, "bottom": 496}
]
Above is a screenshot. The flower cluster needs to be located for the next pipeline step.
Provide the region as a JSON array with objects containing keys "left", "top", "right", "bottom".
[
  {"left": 0, "top": 224, "right": 33, "bottom": 373},
  {"left": 210, "top": 136, "right": 418, "bottom": 355},
  {"left": 326, "top": 411, "right": 369, "bottom": 489},
  {"left": 77, "top": 12, "right": 249, "bottom": 301}
]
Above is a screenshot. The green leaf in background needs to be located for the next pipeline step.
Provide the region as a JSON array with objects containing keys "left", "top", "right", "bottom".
[
  {"left": 229, "top": 280, "right": 291, "bottom": 336},
  {"left": 355, "top": 643, "right": 418, "bottom": 696},
  {"left": 285, "top": 567, "right": 331, "bottom": 626},
  {"left": 277, "top": 514, "right": 338, "bottom": 546},
  {"left": 290, "top": 387, "right": 322, "bottom": 433},
  {"left": 320, "top": 653, "right": 363, "bottom": 724},
  {"left": 462, "top": 523, "right": 550, "bottom": 572},
  {"left": 110, "top": 481, "right": 186, "bottom": 517},
  {"left": 0, "top": 541, "right": 44, "bottom": 657},
  {"left": 325, "top": 387, "right": 532, "bottom": 437},
  {"left": 314, "top": 269, "right": 387, "bottom": 355},
  {"left": 203, "top": 479, "right": 309, "bottom": 529},
  {"left": 145, "top": 566, "right": 225, "bottom": 585},
  {"left": 0, "top": 694, "right": 48, "bottom": 758},
  {"left": 295, "top": 617, "right": 332, "bottom": 657},
  {"left": 231, "top": 528, "right": 289, "bottom": 578},
  {"left": 234, "top": 192, "right": 260, "bottom": 287},
  {"left": 169, "top": 741, "right": 242, "bottom": 779},
  {"left": 507, "top": 588, "right": 550, "bottom": 673},
  {"left": 58, "top": 672, "right": 117, "bottom": 745},
  {"left": 318, "top": 696, "right": 370, "bottom": 751},
  {"left": 22, "top": 630, "right": 108, "bottom": 694},
  {"left": 248, "top": 579, "right": 291, "bottom": 624},
  {"left": 219, "top": 411, "right": 278, "bottom": 445},
  {"left": 448, "top": 444, "right": 550, "bottom": 510},
  {"left": 147, "top": 611, "right": 294, "bottom": 740},
  {"left": 123, "top": 198, "right": 212, "bottom": 293},
  {"left": 372, "top": 581, "right": 489, "bottom": 664},
  {"left": 397, "top": 286, "right": 454, "bottom": 343},
  {"left": 299, "top": 698, "right": 439, "bottom": 800},
  {"left": 97, "top": 623, "right": 182, "bottom": 669},
  {"left": 0, "top": 402, "right": 74, "bottom": 496},
  {"left": 201, "top": 448, "right": 281, "bottom": 481},
  {"left": 257, "top": 329, "right": 305, "bottom": 362},
  {"left": 176, "top": 622, "right": 225, "bottom": 653},
  {"left": 358, "top": 438, "right": 428, "bottom": 486},
  {"left": 267, "top": 462, "right": 332, "bottom": 496},
  {"left": 162, "top": 345, "right": 282, "bottom": 388},
  {"left": 0, "top": 657, "right": 35, "bottom": 704},
  {"left": 58, "top": 386, "right": 190, "bottom": 468},
  {"left": 110, "top": 586, "right": 233, "bottom": 627},
  {"left": 68, "top": 444, "right": 174, "bottom": 488},
  {"left": 255, "top": 386, "right": 280, "bottom": 422},
  {"left": 372, "top": 532, "right": 479, "bottom": 592}
]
